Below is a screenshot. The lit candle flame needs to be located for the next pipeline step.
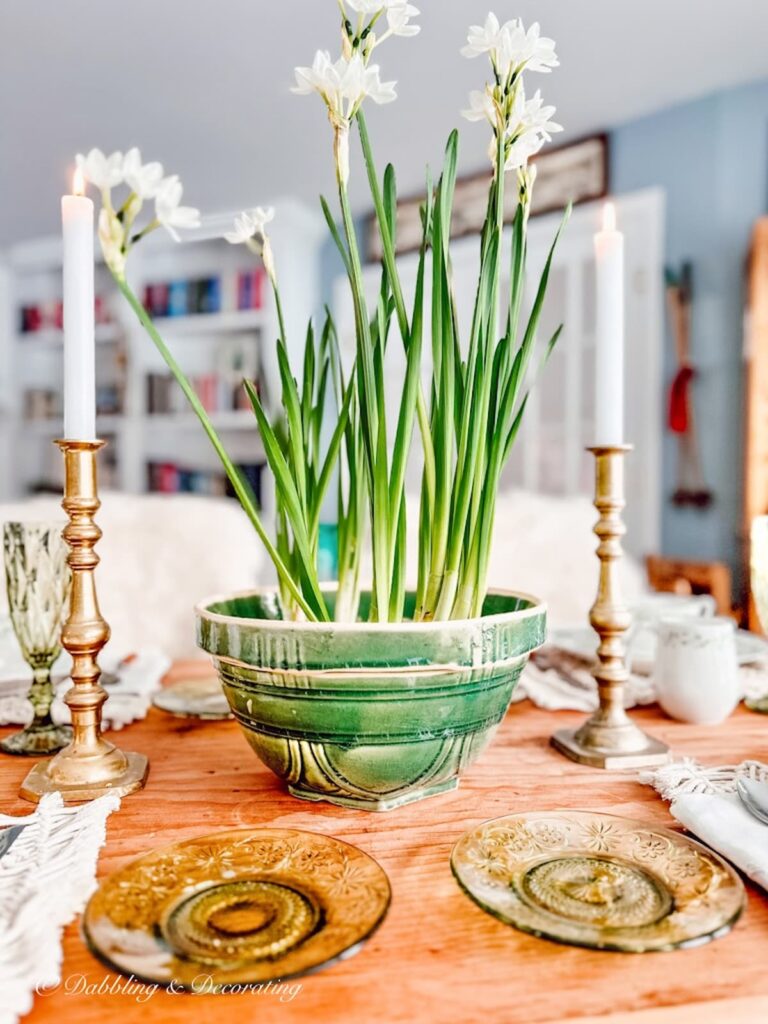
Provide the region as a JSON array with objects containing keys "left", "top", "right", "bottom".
[
  {"left": 602, "top": 201, "right": 616, "bottom": 232},
  {"left": 72, "top": 166, "right": 86, "bottom": 197}
]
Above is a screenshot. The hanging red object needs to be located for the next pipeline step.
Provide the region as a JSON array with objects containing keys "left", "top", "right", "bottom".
[{"left": 668, "top": 365, "right": 695, "bottom": 434}]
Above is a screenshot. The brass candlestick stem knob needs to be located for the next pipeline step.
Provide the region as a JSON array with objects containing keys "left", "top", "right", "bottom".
[
  {"left": 551, "top": 446, "right": 669, "bottom": 769},
  {"left": 20, "top": 440, "right": 149, "bottom": 803}
]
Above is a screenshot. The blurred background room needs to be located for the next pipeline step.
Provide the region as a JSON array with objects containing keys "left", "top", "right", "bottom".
[{"left": 1, "top": 0, "right": 767, "bottom": 656}]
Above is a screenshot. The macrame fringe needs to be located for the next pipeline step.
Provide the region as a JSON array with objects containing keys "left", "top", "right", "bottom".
[
  {"left": 0, "top": 792, "right": 120, "bottom": 1024},
  {"left": 640, "top": 757, "right": 768, "bottom": 801}
]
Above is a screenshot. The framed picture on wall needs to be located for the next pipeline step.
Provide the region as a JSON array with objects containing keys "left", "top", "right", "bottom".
[{"left": 366, "top": 133, "right": 608, "bottom": 261}]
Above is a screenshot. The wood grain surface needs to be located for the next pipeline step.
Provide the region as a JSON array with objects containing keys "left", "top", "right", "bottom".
[{"left": 4, "top": 661, "right": 768, "bottom": 1024}]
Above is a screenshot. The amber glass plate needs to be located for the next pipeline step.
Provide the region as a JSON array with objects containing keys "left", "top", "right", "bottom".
[
  {"left": 451, "top": 811, "right": 745, "bottom": 952},
  {"left": 84, "top": 828, "right": 391, "bottom": 987}
]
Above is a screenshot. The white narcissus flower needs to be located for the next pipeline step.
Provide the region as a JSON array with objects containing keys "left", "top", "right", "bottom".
[
  {"left": 154, "top": 175, "right": 201, "bottom": 241},
  {"left": 249, "top": 206, "right": 275, "bottom": 237},
  {"left": 386, "top": 2, "right": 420, "bottom": 37},
  {"left": 345, "top": 0, "right": 385, "bottom": 12},
  {"left": 345, "top": 0, "right": 414, "bottom": 13},
  {"left": 462, "top": 89, "right": 497, "bottom": 126},
  {"left": 293, "top": 51, "right": 396, "bottom": 122},
  {"left": 225, "top": 207, "right": 277, "bottom": 281},
  {"left": 518, "top": 89, "right": 562, "bottom": 141},
  {"left": 292, "top": 49, "right": 336, "bottom": 102},
  {"left": 225, "top": 212, "right": 257, "bottom": 245},
  {"left": 500, "top": 20, "right": 559, "bottom": 75},
  {"left": 462, "top": 14, "right": 558, "bottom": 78},
  {"left": 122, "top": 147, "right": 165, "bottom": 199},
  {"left": 504, "top": 132, "right": 545, "bottom": 171},
  {"left": 76, "top": 148, "right": 124, "bottom": 190},
  {"left": 504, "top": 89, "right": 562, "bottom": 171},
  {"left": 461, "top": 13, "right": 503, "bottom": 61},
  {"left": 354, "top": 58, "right": 397, "bottom": 105},
  {"left": 342, "top": 1, "right": 420, "bottom": 48},
  {"left": 224, "top": 206, "right": 275, "bottom": 245}
]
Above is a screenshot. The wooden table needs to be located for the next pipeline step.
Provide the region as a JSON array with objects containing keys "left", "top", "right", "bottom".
[{"left": 4, "top": 662, "right": 768, "bottom": 1024}]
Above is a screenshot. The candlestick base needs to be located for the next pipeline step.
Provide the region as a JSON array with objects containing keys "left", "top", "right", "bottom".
[
  {"left": 20, "top": 750, "right": 149, "bottom": 804},
  {"left": 551, "top": 726, "right": 669, "bottom": 769}
]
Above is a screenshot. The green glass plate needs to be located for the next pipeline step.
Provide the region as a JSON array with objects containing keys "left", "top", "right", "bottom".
[{"left": 451, "top": 810, "right": 745, "bottom": 952}]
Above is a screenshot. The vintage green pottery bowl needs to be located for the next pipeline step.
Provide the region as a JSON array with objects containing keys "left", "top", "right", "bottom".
[{"left": 196, "top": 589, "right": 546, "bottom": 812}]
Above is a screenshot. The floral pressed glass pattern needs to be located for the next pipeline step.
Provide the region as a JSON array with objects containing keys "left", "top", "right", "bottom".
[
  {"left": 84, "top": 828, "right": 391, "bottom": 987},
  {"left": 1, "top": 522, "right": 72, "bottom": 756},
  {"left": 451, "top": 810, "right": 745, "bottom": 952}
]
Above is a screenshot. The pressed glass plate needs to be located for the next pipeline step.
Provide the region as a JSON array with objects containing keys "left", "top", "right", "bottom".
[
  {"left": 152, "top": 676, "right": 232, "bottom": 720},
  {"left": 84, "top": 828, "right": 391, "bottom": 987},
  {"left": 451, "top": 810, "right": 745, "bottom": 952}
]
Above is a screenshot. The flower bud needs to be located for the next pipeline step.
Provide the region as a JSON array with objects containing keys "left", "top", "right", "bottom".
[{"left": 98, "top": 207, "right": 127, "bottom": 279}]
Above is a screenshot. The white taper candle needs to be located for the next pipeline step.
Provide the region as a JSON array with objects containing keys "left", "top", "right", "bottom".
[
  {"left": 62, "top": 168, "right": 96, "bottom": 440},
  {"left": 594, "top": 201, "right": 625, "bottom": 446}
]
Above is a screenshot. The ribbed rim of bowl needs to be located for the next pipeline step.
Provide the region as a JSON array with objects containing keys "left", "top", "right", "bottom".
[{"left": 195, "top": 584, "right": 546, "bottom": 633}]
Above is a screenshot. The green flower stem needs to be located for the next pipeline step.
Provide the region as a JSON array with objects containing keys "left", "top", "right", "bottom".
[
  {"left": 356, "top": 111, "right": 436, "bottom": 529},
  {"left": 114, "top": 273, "right": 321, "bottom": 622},
  {"left": 336, "top": 167, "right": 391, "bottom": 621},
  {"left": 447, "top": 136, "right": 508, "bottom": 618}
]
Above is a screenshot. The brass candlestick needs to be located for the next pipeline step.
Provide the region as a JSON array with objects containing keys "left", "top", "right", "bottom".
[
  {"left": 20, "top": 440, "right": 149, "bottom": 803},
  {"left": 551, "top": 445, "right": 669, "bottom": 768}
]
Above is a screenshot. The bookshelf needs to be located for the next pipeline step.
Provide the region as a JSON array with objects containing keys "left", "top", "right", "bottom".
[{"left": 0, "top": 198, "right": 325, "bottom": 520}]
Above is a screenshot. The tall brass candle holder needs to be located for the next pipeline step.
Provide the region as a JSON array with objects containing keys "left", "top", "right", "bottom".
[
  {"left": 20, "top": 440, "right": 149, "bottom": 803},
  {"left": 551, "top": 445, "right": 669, "bottom": 768}
]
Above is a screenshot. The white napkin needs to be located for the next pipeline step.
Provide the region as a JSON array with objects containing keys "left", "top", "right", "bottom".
[
  {"left": 643, "top": 759, "right": 768, "bottom": 893},
  {"left": 515, "top": 647, "right": 768, "bottom": 712},
  {"left": 0, "top": 648, "right": 171, "bottom": 732},
  {"left": 0, "top": 792, "right": 120, "bottom": 1024},
  {"left": 514, "top": 656, "right": 655, "bottom": 711},
  {"left": 669, "top": 792, "right": 768, "bottom": 891}
]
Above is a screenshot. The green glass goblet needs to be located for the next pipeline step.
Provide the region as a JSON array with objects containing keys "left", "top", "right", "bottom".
[
  {"left": 1, "top": 522, "right": 73, "bottom": 755},
  {"left": 747, "top": 515, "right": 768, "bottom": 713}
]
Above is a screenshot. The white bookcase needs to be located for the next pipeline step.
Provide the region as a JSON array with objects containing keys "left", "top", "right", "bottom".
[{"left": 0, "top": 199, "right": 324, "bottom": 516}]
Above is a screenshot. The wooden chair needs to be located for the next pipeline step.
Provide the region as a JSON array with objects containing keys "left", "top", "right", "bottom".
[{"left": 646, "top": 554, "right": 732, "bottom": 616}]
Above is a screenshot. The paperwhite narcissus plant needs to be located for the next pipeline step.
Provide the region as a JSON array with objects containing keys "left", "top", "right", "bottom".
[{"left": 79, "top": 6, "right": 568, "bottom": 626}]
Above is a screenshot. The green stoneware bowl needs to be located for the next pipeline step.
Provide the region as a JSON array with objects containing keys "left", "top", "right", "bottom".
[{"left": 196, "top": 588, "right": 546, "bottom": 812}]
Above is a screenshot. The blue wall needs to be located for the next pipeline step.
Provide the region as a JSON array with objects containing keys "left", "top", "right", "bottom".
[{"left": 611, "top": 79, "right": 768, "bottom": 591}]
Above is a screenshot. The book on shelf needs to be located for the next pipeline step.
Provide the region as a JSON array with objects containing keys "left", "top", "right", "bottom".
[
  {"left": 146, "top": 333, "right": 268, "bottom": 415},
  {"left": 18, "top": 296, "right": 112, "bottom": 335},
  {"left": 24, "top": 386, "right": 123, "bottom": 421},
  {"left": 145, "top": 372, "right": 262, "bottom": 416},
  {"left": 147, "top": 460, "right": 264, "bottom": 505},
  {"left": 142, "top": 268, "right": 265, "bottom": 319},
  {"left": 24, "top": 389, "right": 59, "bottom": 420}
]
